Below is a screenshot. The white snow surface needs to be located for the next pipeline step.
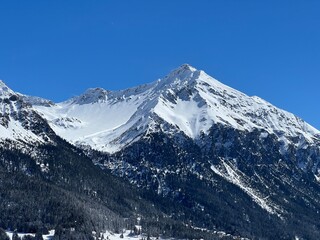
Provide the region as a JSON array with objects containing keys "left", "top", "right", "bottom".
[
  {"left": 0, "top": 80, "right": 15, "bottom": 98},
  {"left": 6, "top": 230, "right": 55, "bottom": 240},
  {"left": 30, "top": 64, "right": 319, "bottom": 153},
  {"left": 0, "top": 116, "right": 45, "bottom": 143},
  {"left": 0, "top": 82, "right": 48, "bottom": 144}
]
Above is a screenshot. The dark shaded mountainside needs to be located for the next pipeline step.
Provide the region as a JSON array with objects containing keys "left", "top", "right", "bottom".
[
  {"left": 1, "top": 65, "right": 320, "bottom": 239},
  {"left": 0, "top": 88, "right": 210, "bottom": 239}
]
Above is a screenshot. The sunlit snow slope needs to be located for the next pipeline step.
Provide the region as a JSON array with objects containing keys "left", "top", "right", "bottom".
[
  {"left": 0, "top": 80, "right": 52, "bottom": 144},
  {"left": 33, "top": 64, "right": 319, "bottom": 153}
]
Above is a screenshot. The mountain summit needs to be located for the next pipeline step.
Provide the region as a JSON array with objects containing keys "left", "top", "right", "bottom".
[
  {"left": 0, "top": 80, "right": 15, "bottom": 98},
  {"left": 32, "top": 64, "right": 319, "bottom": 153},
  {"left": 69, "top": 87, "right": 110, "bottom": 105},
  {"left": 165, "top": 63, "right": 198, "bottom": 81}
]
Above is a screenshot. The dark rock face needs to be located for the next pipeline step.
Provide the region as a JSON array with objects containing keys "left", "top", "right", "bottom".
[
  {"left": 0, "top": 97, "right": 56, "bottom": 142},
  {"left": 88, "top": 122, "right": 320, "bottom": 239}
]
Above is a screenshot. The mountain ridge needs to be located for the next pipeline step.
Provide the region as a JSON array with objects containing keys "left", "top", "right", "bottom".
[
  {"left": 24, "top": 64, "right": 319, "bottom": 154},
  {"left": 0, "top": 64, "right": 319, "bottom": 155}
]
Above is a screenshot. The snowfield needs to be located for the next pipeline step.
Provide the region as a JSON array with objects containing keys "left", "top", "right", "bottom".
[
  {"left": 27, "top": 64, "right": 319, "bottom": 154},
  {"left": 6, "top": 230, "right": 55, "bottom": 240}
]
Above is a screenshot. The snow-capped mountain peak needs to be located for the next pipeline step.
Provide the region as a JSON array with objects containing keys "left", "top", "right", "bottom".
[
  {"left": 0, "top": 80, "right": 16, "bottom": 98},
  {"left": 0, "top": 79, "right": 8, "bottom": 88},
  {"left": 167, "top": 63, "right": 197, "bottom": 78},
  {"left": 30, "top": 64, "right": 319, "bottom": 153},
  {"left": 69, "top": 87, "right": 110, "bottom": 105},
  {"left": 155, "top": 67, "right": 319, "bottom": 141},
  {"left": 154, "top": 64, "right": 199, "bottom": 90}
]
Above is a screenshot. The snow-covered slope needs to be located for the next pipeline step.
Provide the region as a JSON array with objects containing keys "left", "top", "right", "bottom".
[
  {"left": 0, "top": 80, "right": 53, "bottom": 144},
  {"left": 0, "top": 80, "right": 15, "bottom": 98},
  {"left": 32, "top": 64, "right": 319, "bottom": 153}
]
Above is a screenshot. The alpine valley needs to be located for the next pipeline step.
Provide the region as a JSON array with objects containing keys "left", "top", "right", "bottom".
[{"left": 1, "top": 64, "right": 320, "bottom": 240}]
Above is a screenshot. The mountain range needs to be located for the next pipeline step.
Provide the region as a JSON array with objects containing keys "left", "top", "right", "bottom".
[{"left": 1, "top": 64, "right": 320, "bottom": 239}]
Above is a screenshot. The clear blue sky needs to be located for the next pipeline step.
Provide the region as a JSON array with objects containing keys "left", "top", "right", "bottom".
[{"left": 1, "top": 1, "right": 320, "bottom": 129}]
